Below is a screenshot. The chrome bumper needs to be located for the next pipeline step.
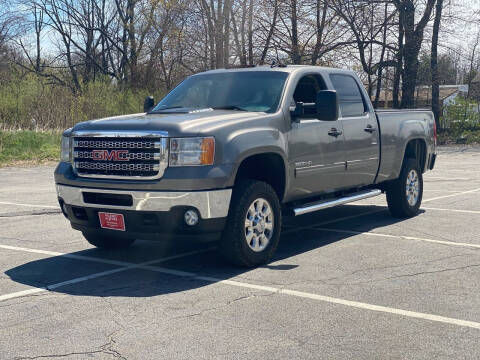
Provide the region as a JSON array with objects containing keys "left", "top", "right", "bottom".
[{"left": 56, "top": 184, "right": 232, "bottom": 219}]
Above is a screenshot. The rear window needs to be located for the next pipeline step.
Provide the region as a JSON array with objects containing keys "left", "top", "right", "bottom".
[{"left": 329, "top": 74, "right": 366, "bottom": 117}]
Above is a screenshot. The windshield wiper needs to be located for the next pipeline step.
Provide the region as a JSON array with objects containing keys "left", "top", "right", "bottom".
[
  {"left": 212, "top": 105, "right": 249, "bottom": 111},
  {"left": 150, "top": 106, "right": 186, "bottom": 112}
]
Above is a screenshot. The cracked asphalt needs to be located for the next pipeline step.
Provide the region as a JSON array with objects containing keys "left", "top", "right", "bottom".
[{"left": 0, "top": 146, "right": 480, "bottom": 359}]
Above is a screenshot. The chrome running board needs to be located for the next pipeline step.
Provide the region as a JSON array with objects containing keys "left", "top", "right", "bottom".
[{"left": 293, "top": 189, "right": 382, "bottom": 216}]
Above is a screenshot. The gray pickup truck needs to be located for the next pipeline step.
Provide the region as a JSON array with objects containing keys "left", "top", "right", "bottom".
[{"left": 55, "top": 65, "right": 437, "bottom": 266}]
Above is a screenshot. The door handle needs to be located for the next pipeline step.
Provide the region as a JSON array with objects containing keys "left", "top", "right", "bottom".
[
  {"left": 364, "top": 125, "right": 377, "bottom": 133},
  {"left": 328, "top": 128, "right": 343, "bottom": 137}
]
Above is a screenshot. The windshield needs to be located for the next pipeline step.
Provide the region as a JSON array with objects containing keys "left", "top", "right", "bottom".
[{"left": 152, "top": 71, "right": 289, "bottom": 113}]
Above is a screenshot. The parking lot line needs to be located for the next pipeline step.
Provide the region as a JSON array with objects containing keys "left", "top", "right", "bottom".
[
  {"left": 422, "top": 190, "right": 463, "bottom": 193},
  {"left": 285, "top": 186, "right": 480, "bottom": 236},
  {"left": 2, "top": 242, "right": 480, "bottom": 329},
  {"left": 423, "top": 188, "right": 480, "bottom": 203},
  {"left": 424, "top": 176, "right": 471, "bottom": 180},
  {"left": 0, "top": 246, "right": 213, "bottom": 302},
  {"left": 421, "top": 207, "right": 480, "bottom": 214},
  {"left": 282, "top": 208, "right": 386, "bottom": 235},
  {"left": 0, "top": 201, "right": 58, "bottom": 209},
  {"left": 314, "top": 228, "right": 480, "bottom": 249},
  {"left": 277, "top": 289, "right": 480, "bottom": 330},
  {"left": 349, "top": 203, "right": 480, "bottom": 214}
]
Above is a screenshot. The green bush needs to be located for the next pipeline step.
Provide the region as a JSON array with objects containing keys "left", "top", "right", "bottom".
[
  {"left": 441, "top": 97, "right": 480, "bottom": 131},
  {"left": 0, "top": 71, "right": 163, "bottom": 130},
  {"left": 439, "top": 97, "right": 480, "bottom": 144}
]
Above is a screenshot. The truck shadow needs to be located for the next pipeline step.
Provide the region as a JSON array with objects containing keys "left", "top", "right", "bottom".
[{"left": 5, "top": 204, "right": 417, "bottom": 298}]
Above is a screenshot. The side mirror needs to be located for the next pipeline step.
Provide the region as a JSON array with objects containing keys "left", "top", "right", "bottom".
[
  {"left": 144, "top": 96, "right": 155, "bottom": 112},
  {"left": 289, "top": 102, "right": 304, "bottom": 122},
  {"left": 316, "top": 90, "right": 338, "bottom": 121}
]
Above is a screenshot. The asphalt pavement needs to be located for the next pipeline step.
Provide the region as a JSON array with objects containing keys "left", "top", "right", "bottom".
[{"left": 0, "top": 146, "right": 480, "bottom": 359}]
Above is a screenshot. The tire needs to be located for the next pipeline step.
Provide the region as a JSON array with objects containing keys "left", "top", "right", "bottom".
[
  {"left": 219, "top": 179, "right": 282, "bottom": 267},
  {"left": 83, "top": 232, "right": 136, "bottom": 249},
  {"left": 386, "top": 158, "right": 423, "bottom": 218}
]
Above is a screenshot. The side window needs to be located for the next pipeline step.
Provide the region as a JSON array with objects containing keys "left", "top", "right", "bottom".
[
  {"left": 293, "top": 74, "right": 326, "bottom": 115},
  {"left": 329, "top": 74, "right": 366, "bottom": 117}
]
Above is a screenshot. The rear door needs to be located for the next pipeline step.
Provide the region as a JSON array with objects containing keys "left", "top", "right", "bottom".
[
  {"left": 288, "top": 74, "right": 346, "bottom": 200},
  {"left": 329, "top": 73, "right": 380, "bottom": 187}
]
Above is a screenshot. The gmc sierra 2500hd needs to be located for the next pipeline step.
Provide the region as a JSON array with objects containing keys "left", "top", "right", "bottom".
[{"left": 55, "top": 65, "right": 436, "bottom": 266}]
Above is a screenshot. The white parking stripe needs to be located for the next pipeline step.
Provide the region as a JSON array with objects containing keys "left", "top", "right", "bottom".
[
  {"left": 284, "top": 187, "right": 480, "bottom": 235},
  {"left": 0, "top": 201, "right": 58, "bottom": 209},
  {"left": 0, "top": 247, "right": 214, "bottom": 302},
  {"left": 0, "top": 288, "right": 46, "bottom": 301},
  {"left": 314, "top": 227, "right": 480, "bottom": 249},
  {"left": 349, "top": 203, "right": 480, "bottom": 215},
  {"left": 435, "top": 168, "right": 480, "bottom": 173},
  {"left": 282, "top": 209, "right": 386, "bottom": 235},
  {"left": 277, "top": 289, "right": 480, "bottom": 330},
  {"left": 423, "top": 190, "right": 463, "bottom": 193},
  {"left": 0, "top": 243, "right": 215, "bottom": 268},
  {"left": 424, "top": 176, "right": 471, "bottom": 181},
  {"left": 423, "top": 188, "right": 480, "bottom": 203},
  {"left": 421, "top": 207, "right": 480, "bottom": 214},
  {"left": 1, "top": 243, "right": 480, "bottom": 329}
]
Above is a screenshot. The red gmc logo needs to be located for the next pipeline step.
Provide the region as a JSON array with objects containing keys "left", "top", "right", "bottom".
[{"left": 92, "top": 150, "right": 129, "bottom": 161}]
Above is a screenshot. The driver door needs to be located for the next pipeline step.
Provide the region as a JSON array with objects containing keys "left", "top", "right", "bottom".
[{"left": 287, "top": 74, "right": 347, "bottom": 201}]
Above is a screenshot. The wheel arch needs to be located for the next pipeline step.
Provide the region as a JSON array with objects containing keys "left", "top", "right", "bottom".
[
  {"left": 401, "top": 138, "right": 427, "bottom": 173},
  {"left": 233, "top": 151, "right": 288, "bottom": 202}
]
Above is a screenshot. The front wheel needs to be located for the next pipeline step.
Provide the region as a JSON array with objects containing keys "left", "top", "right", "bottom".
[
  {"left": 386, "top": 158, "right": 423, "bottom": 218},
  {"left": 219, "top": 180, "right": 281, "bottom": 267},
  {"left": 83, "top": 232, "right": 136, "bottom": 249}
]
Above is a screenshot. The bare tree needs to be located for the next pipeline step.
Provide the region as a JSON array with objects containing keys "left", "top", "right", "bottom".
[
  {"left": 395, "top": 0, "right": 436, "bottom": 108},
  {"left": 431, "top": 0, "right": 444, "bottom": 126}
]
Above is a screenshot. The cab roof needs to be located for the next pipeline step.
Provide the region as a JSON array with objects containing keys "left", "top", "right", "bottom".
[{"left": 197, "top": 65, "right": 347, "bottom": 75}]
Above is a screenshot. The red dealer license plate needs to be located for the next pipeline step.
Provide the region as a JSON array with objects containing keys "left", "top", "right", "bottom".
[{"left": 98, "top": 212, "right": 126, "bottom": 231}]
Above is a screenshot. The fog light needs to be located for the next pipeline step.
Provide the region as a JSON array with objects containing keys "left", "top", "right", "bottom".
[{"left": 184, "top": 210, "right": 199, "bottom": 226}]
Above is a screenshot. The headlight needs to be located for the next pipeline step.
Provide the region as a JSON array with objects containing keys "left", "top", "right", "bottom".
[
  {"left": 60, "top": 136, "right": 71, "bottom": 162},
  {"left": 169, "top": 137, "right": 215, "bottom": 166}
]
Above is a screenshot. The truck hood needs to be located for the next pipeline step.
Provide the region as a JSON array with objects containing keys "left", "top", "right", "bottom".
[{"left": 71, "top": 110, "right": 268, "bottom": 137}]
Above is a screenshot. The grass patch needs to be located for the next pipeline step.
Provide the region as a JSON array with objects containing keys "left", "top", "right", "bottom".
[
  {"left": 438, "top": 129, "right": 480, "bottom": 145},
  {"left": 0, "top": 130, "right": 61, "bottom": 166}
]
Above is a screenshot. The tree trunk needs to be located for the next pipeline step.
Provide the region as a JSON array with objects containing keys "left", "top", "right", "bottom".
[
  {"left": 399, "top": 0, "right": 436, "bottom": 108},
  {"left": 223, "top": 0, "right": 232, "bottom": 67},
  {"left": 240, "top": 0, "right": 247, "bottom": 65},
  {"left": 259, "top": 0, "right": 278, "bottom": 64},
  {"left": 247, "top": 0, "right": 254, "bottom": 65},
  {"left": 431, "top": 0, "right": 443, "bottom": 127},
  {"left": 374, "top": 3, "right": 389, "bottom": 108},
  {"left": 392, "top": 12, "right": 403, "bottom": 109},
  {"left": 215, "top": 0, "right": 224, "bottom": 67},
  {"left": 311, "top": 0, "right": 327, "bottom": 65},
  {"left": 290, "top": 0, "right": 300, "bottom": 64}
]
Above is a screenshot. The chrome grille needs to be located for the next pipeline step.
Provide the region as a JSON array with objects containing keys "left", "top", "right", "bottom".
[
  {"left": 74, "top": 151, "right": 160, "bottom": 161},
  {"left": 75, "top": 162, "right": 160, "bottom": 172},
  {"left": 72, "top": 133, "right": 168, "bottom": 179},
  {"left": 74, "top": 140, "right": 158, "bottom": 149}
]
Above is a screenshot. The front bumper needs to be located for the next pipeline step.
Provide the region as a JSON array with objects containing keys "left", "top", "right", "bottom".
[
  {"left": 56, "top": 184, "right": 232, "bottom": 219},
  {"left": 56, "top": 184, "right": 232, "bottom": 240}
]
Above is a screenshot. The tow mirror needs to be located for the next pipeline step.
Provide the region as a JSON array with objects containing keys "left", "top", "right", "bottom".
[
  {"left": 144, "top": 96, "right": 155, "bottom": 112},
  {"left": 316, "top": 90, "right": 338, "bottom": 121}
]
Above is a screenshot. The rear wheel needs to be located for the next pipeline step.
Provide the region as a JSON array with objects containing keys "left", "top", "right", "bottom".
[
  {"left": 83, "top": 232, "right": 136, "bottom": 249},
  {"left": 386, "top": 158, "right": 423, "bottom": 218},
  {"left": 219, "top": 180, "right": 281, "bottom": 267}
]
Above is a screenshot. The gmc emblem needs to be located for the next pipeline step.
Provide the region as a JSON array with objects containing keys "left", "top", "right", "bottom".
[{"left": 92, "top": 150, "right": 129, "bottom": 161}]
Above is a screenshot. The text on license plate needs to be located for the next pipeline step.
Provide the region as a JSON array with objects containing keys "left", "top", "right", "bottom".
[{"left": 98, "top": 212, "right": 125, "bottom": 231}]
